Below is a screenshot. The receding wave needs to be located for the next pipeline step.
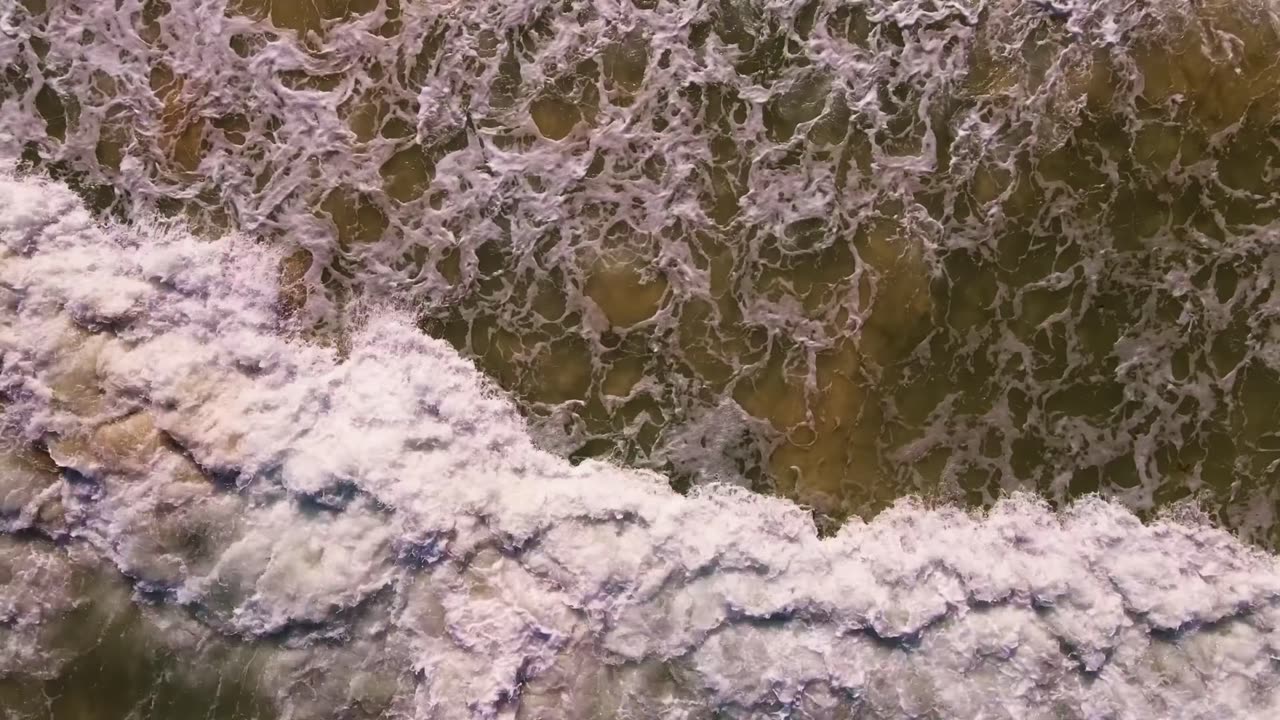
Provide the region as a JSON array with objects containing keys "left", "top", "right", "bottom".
[{"left": 4, "top": 168, "right": 1280, "bottom": 718}]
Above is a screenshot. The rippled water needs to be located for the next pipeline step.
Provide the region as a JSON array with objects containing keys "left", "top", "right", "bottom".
[{"left": 3, "top": 0, "right": 1280, "bottom": 717}]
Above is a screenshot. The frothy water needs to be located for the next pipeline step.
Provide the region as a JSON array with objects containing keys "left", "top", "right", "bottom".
[
  {"left": 4, "top": 167, "right": 1280, "bottom": 718},
  {"left": 5, "top": 0, "right": 1280, "bottom": 536},
  {"left": 3, "top": 0, "right": 1280, "bottom": 716}
]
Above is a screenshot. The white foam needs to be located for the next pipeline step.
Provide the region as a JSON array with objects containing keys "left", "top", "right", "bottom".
[
  {"left": 4, "top": 169, "right": 1280, "bottom": 717},
  {"left": 10, "top": 0, "right": 1279, "bottom": 531}
]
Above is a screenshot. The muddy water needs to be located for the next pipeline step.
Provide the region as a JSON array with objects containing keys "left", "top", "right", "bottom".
[
  {"left": 4, "top": 1, "right": 1280, "bottom": 531},
  {"left": 0, "top": 538, "right": 273, "bottom": 720}
]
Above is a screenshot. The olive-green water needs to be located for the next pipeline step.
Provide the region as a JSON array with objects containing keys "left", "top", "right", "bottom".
[
  {"left": 10, "top": 0, "right": 1280, "bottom": 530},
  {"left": 18, "top": 0, "right": 1277, "bottom": 533},
  {"left": 3, "top": 0, "right": 1280, "bottom": 714}
]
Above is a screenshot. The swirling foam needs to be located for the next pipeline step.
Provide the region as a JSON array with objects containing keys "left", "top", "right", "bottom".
[
  {"left": 7, "top": 0, "right": 1280, "bottom": 534},
  {"left": 4, "top": 168, "right": 1280, "bottom": 718}
]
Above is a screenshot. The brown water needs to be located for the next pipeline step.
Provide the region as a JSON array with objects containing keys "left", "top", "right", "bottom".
[
  {"left": 7, "top": 0, "right": 1280, "bottom": 539},
  {"left": 4, "top": 1, "right": 1280, "bottom": 711}
]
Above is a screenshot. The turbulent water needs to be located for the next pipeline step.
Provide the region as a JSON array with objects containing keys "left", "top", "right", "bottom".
[
  {"left": 3, "top": 0, "right": 1280, "bottom": 717},
  {"left": 5, "top": 167, "right": 1280, "bottom": 718}
]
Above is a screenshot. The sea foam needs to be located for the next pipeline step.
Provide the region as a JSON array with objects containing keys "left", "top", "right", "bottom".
[{"left": 3, "top": 168, "right": 1280, "bottom": 718}]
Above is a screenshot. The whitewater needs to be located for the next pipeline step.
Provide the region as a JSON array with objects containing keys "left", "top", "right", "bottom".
[
  {"left": 5, "top": 0, "right": 1280, "bottom": 716},
  {"left": 2, "top": 165, "right": 1280, "bottom": 718},
  {"left": 7, "top": 0, "right": 1280, "bottom": 535}
]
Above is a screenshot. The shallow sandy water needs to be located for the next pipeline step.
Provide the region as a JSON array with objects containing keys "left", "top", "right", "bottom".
[
  {"left": 11, "top": 0, "right": 1278, "bottom": 535},
  {"left": 3, "top": 0, "right": 1280, "bottom": 716}
]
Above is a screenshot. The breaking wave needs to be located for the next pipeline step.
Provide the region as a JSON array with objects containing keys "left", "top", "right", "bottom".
[
  {"left": 4, "top": 168, "right": 1280, "bottom": 718},
  {"left": 5, "top": 0, "right": 1280, "bottom": 539},
  {"left": 6, "top": 0, "right": 1280, "bottom": 715}
]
